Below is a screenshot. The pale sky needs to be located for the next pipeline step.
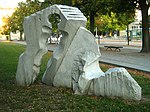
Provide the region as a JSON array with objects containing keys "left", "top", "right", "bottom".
[
  {"left": 0, "top": 0, "right": 44, "bottom": 27},
  {"left": 0, "top": 0, "right": 26, "bottom": 27},
  {"left": 0, "top": 0, "right": 26, "bottom": 8}
]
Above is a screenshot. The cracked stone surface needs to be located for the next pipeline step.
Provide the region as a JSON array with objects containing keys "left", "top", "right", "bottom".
[{"left": 76, "top": 67, "right": 141, "bottom": 100}]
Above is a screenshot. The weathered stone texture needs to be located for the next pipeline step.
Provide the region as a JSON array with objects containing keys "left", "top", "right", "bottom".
[{"left": 16, "top": 5, "right": 141, "bottom": 100}]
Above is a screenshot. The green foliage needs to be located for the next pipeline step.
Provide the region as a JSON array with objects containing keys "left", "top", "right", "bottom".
[
  {"left": 110, "top": 0, "right": 136, "bottom": 13},
  {"left": 1, "top": 0, "right": 49, "bottom": 37},
  {"left": 44, "top": 0, "right": 72, "bottom": 5},
  {"left": 0, "top": 16, "right": 11, "bottom": 35},
  {"left": 49, "top": 14, "right": 61, "bottom": 33},
  {"left": 10, "top": 0, "right": 44, "bottom": 33},
  {"left": 95, "top": 12, "right": 135, "bottom": 32},
  {"left": 71, "top": 0, "right": 135, "bottom": 33},
  {"left": 72, "top": 0, "right": 136, "bottom": 32},
  {"left": 96, "top": 12, "right": 124, "bottom": 32},
  {"left": 0, "top": 42, "right": 150, "bottom": 111},
  {"left": 1, "top": 0, "right": 137, "bottom": 36}
]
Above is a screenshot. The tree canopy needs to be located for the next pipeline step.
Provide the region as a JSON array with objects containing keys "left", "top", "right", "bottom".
[
  {"left": 72, "top": 0, "right": 150, "bottom": 52},
  {"left": 95, "top": 12, "right": 134, "bottom": 33},
  {"left": 1, "top": 0, "right": 47, "bottom": 40},
  {"left": 1, "top": 0, "right": 135, "bottom": 37},
  {"left": 0, "top": 16, "right": 11, "bottom": 36},
  {"left": 105, "top": 0, "right": 150, "bottom": 52},
  {"left": 12, "top": 0, "right": 45, "bottom": 39},
  {"left": 1, "top": 0, "right": 150, "bottom": 52},
  {"left": 69, "top": 0, "right": 135, "bottom": 34}
]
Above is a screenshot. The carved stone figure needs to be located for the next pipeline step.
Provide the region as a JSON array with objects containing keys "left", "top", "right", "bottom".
[
  {"left": 16, "top": 9, "right": 51, "bottom": 86},
  {"left": 16, "top": 5, "right": 141, "bottom": 100}
]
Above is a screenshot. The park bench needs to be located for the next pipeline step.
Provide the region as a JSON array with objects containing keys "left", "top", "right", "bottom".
[{"left": 104, "top": 46, "right": 123, "bottom": 51}]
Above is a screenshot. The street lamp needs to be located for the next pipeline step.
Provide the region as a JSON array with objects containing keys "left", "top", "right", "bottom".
[{"left": 95, "top": 27, "right": 100, "bottom": 46}]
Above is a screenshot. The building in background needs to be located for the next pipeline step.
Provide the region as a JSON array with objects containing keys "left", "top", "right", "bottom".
[
  {"left": 120, "top": 10, "right": 150, "bottom": 39},
  {"left": 0, "top": 0, "right": 25, "bottom": 40}
]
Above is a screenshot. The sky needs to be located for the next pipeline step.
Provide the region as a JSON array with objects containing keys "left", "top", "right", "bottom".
[
  {"left": 0, "top": 0, "right": 44, "bottom": 27},
  {"left": 0, "top": 0, "right": 26, "bottom": 27},
  {"left": 0, "top": 0, "right": 26, "bottom": 8}
]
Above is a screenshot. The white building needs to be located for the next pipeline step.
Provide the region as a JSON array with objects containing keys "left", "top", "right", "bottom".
[{"left": 120, "top": 9, "right": 150, "bottom": 38}]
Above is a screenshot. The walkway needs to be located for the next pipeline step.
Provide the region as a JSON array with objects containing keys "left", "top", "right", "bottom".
[
  {"left": 99, "top": 45, "right": 150, "bottom": 73},
  {"left": 13, "top": 40, "right": 150, "bottom": 73}
]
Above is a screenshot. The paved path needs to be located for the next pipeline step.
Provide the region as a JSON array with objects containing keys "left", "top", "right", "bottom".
[
  {"left": 99, "top": 45, "right": 150, "bottom": 73},
  {"left": 13, "top": 40, "right": 150, "bottom": 73},
  {"left": 12, "top": 40, "right": 56, "bottom": 51}
]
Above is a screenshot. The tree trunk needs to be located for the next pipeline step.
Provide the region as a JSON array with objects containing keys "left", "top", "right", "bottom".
[
  {"left": 140, "top": 0, "right": 150, "bottom": 53},
  {"left": 127, "top": 25, "right": 130, "bottom": 45},
  {"left": 90, "top": 10, "right": 95, "bottom": 35},
  {"left": 20, "top": 31, "right": 23, "bottom": 41}
]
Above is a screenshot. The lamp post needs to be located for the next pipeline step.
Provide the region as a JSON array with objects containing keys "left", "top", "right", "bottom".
[
  {"left": 127, "top": 25, "right": 130, "bottom": 45},
  {"left": 95, "top": 27, "right": 100, "bottom": 46},
  {"left": 95, "top": 27, "right": 98, "bottom": 37}
]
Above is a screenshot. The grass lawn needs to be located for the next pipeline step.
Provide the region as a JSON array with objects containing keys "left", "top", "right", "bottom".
[{"left": 0, "top": 42, "right": 150, "bottom": 112}]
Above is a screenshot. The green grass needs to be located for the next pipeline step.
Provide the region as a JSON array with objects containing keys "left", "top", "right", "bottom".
[{"left": 0, "top": 42, "right": 150, "bottom": 112}]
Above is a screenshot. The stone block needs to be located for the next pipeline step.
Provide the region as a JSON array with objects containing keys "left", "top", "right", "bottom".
[{"left": 102, "top": 68, "right": 141, "bottom": 100}]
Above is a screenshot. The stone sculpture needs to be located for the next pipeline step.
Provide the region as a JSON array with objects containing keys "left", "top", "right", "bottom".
[
  {"left": 16, "top": 5, "right": 141, "bottom": 100},
  {"left": 76, "top": 67, "right": 141, "bottom": 100},
  {"left": 16, "top": 6, "right": 53, "bottom": 86}
]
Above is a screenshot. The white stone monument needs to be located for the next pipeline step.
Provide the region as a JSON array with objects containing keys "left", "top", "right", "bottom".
[
  {"left": 16, "top": 5, "right": 141, "bottom": 100},
  {"left": 16, "top": 6, "right": 53, "bottom": 86}
]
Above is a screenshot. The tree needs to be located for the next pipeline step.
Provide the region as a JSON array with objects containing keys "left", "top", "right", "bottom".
[
  {"left": 72, "top": 0, "right": 135, "bottom": 35},
  {"left": 93, "top": 0, "right": 149, "bottom": 52},
  {"left": 49, "top": 14, "right": 61, "bottom": 33},
  {"left": 13, "top": 0, "right": 44, "bottom": 40},
  {"left": 3, "top": 0, "right": 71, "bottom": 41},
  {"left": 44, "top": 0, "right": 150, "bottom": 52},
  {"left": 1, "top": 16, "right": 11, "bottom": 37},
  {"left": 72, "top": 0, "right": 105, "bottom": 34},
  {"left": 138, "top": 0, "right": 150, "bottom": 52},
  {"left": 2, "top": 0, "right": 46, "bottom": 40},
  {"left": 95, "top": 12, "right": 134, "bottom": 34},
  {"left": 44, "top": 0, "right": 72, "bottom": 5},
  {"left": 111, "top": 0, "right": 150, "bottom": 52}
]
